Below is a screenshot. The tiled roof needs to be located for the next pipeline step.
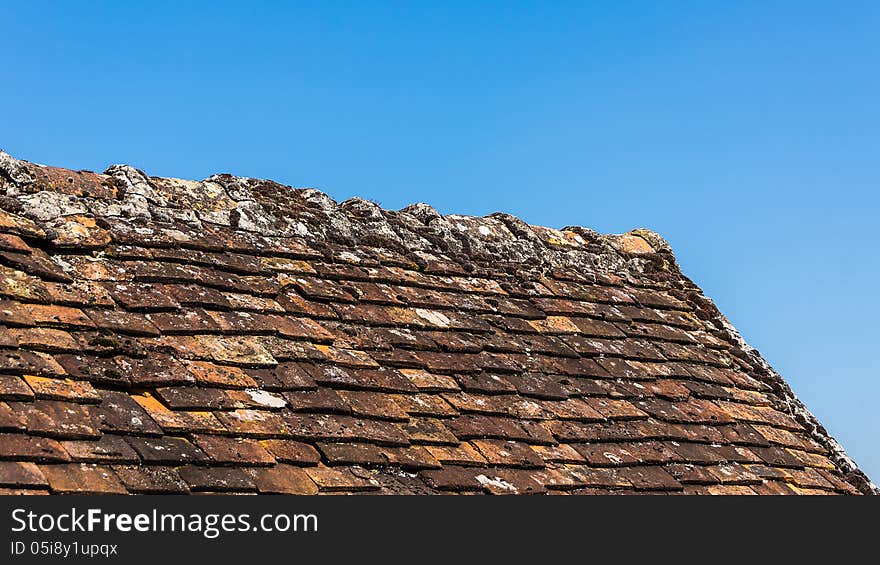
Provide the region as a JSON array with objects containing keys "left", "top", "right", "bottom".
[{"left": 0, "top": 149, "right": 873, "bottom": 495}]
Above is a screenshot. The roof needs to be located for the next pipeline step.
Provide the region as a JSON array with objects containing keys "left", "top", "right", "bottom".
[{"left": 0, "top": 149, "right": 873, "bottom": 495}]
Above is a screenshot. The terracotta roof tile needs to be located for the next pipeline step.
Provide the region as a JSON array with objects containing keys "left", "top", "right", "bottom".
[
  {"left": 40, "top": 463, "right": 126, "bottom": 494},
  {"left": 150, "top": 309, "right": 222, "bottom": 334},
  {"left": 125, "top": 436, "right": 208, "bottom": 464},
  {"left": 261, "top": 439, "right": 321, "bottom": 465},
  {"left": 247, "top": 362, "right": 316, "bottom": 391},
  {"left": 318, "top": 442, "right": 386, "bottom": 466},
  {"left": 280, "top": 291, "right": 340, "bottom": 318},
  {"left": 22, "top": 375, "right": 100, "bottom": 403},
  {"left": 0, "top": 433, "right": 70, "bottom": 462},
  {"left": 394, "top": 393, "right": 458, "bottom": 418},
  {"left": 10, "top": 400, "right": 100, "bottom": 439},
  {"left": 471, "top": 440, "right": 544, "bottom": 469},
  {"left": 0, "top": 300, "right": 35, "bottom": 327},
  {"left": 284, "top": 413, "right": 410, "bottom": 446},
  {"left": 382, "top": 446, "right": 442, "bottom": 470},
  {"left": 245, "top": 464, "right": 319, "bottom": 494},
  {"left": 61, "top": 436, "right": 140, "bottom": 464},
  {"left": 337, "top": 390, "right": 409, "bottom": 421},
  {"left": 0, "top": 461, "right": 48, "bottom": 488},
  {"left": 419, "top": 466, "right": 485, "bottom": 492},
  {"left": 92, "top": 390, "right": 163, "bottom": 435},
  {"left": 0, "top": 234, "right": 32, "bottom": 254},
  {"left": 477, "top": 468, "right": 548, "bottom": 494},
  {"left": 9, "top": 327, "right": 79, "bottom": 352},
  {"left": 178, "top": 465, "right": 256, "bottom": 492},
  {"left": 111, "top": 464, "right": 189, "bottom": 493},
  {"left": 0, "top": 348, "right": 66, "bottom": 376},
  {"left": 183, "top": 360, "right": 257, "bottom": 388},
  {"left": 191, "top": 434, "right": 275, "bottom": 466},
  {"left": 117, "top": 356, "right": 194, "bottom": 387},
  {"left": 398, "top": 368, "right": 459, "bottom": 392},
  {"left": 166, "top": 284, "right": 233, "bottom": 310},
  {"left": 306, "top": 465, "right": 379, "bottom": 492},
  {"left": 0, "top": 250, "right": 73, "bottom": 283},
  {"left": 423, "top": 443, "right": 487, "bottom": 466},
  {"left": 0, "top": 375, "right": 34, "bottom": 401},
  {"left": 158, "top": 335, "right": 277, "bottom": 367},
  {"left": 549, "top": 466, "right": 633, "bottom": 490},
  {"left": 0, "top": 151, "right": 869, "bottom": 494},
  {"left": 617, "top": 466, "right": 683, "bottom": 491},
  {"left": 102, "top": 282, "right": 180, "bottom": 311}
]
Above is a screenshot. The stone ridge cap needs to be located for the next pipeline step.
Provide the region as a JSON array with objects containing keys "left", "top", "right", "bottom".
[{"left": 0, "top": 149, "right": 682, "bottom": 283}]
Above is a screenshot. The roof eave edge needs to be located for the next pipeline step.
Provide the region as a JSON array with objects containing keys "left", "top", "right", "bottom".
[{"left": 696, "top": 293, "right": 877, "bottom": 495}]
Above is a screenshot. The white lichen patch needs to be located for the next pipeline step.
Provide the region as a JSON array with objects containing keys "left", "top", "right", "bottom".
[
  {"left": 603, "top": 452, "right": 623, "bottom": 464},
  {"left": 476, "top": 475, "right": 516, "bottom": 492},
  {"left": 245, "top": 389, "right": 287, "bottom": 409},
  {"left": 337, "top": 251, "right": 362, "bottom": 263},
  {"left": 414, "top": 309, "right": 451, "bottom": 328}
]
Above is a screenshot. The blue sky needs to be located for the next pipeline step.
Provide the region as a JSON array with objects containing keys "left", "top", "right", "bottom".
[{"left": 3, "top": 1, "right": 877, "bottom": 481}]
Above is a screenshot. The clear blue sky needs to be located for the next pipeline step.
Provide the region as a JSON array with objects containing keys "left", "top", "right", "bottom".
[{"left": 3, "top": 1, "right": 877, "bottom": 481}]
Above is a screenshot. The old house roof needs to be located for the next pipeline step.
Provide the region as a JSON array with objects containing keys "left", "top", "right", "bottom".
[{"left": 0, "top": 150, "right": 873, "bottom": 495}]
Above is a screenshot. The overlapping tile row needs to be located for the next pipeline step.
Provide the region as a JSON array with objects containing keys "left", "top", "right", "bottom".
[{"left": 0, "top": 156, "right": 869, "bottom": 494}]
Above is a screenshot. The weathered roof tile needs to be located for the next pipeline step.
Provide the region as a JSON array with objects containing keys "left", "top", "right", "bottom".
[
  {"left": 383, "top": 446, "right": 442, "bottom": 470},
  {"left": 216, "top": 409, "right": 289, "bottom": 437},
  {"left": 9, "top": 327, "right": 80, "bottom": 352},
  {"left": 111, "top": 465, "right": 190, "bottom": 493},
  {"left": 61, "top": 435, "right": 140, "bottom": 463},
  {"left": 0, "top": 349, "right": 66, "bottom": 376},
  {"left": 9, "top": 400, "right": 100, "bottom": 439},
  {"left": 40, "top": 463, "right": 126, "bottom": 494},
  {"left": 262, "top": 439, "right": 321, "bottom": 465},
  {"left": 191, "top": 434, "right": 275, "bottom": 466},
  {"left": 93, "top": 390, "right": 162, "bottom": 435},
  {"left": 471, "top": 440, "right": 544, "bottom": 469},
  {"left": 178, "top": 465, "right": 256, "bottom": 492},
  {"left": 102, "top": 282, "right": 181, "bottom": 311},
  {"left": 0, "top": 433, "right": 70, "bottom": 462},
  {"left": 0, "top": 461, "right": 48, "bottom": 488},
  {"left": 22, "top": 375, "right": 100, "bottom": 403},
  {"left": 125, "top": 436, "right": 208, "bottom": 464},
  {"left": 306, "top": 465, "right": 380, "bottom": 492},
  {"left": 318, "top": 442, "right": 387, "bottom": 466},
  {"left": 184, "top": 360, "right": 257, "bottom": 388},
  {"left": 117, "top": 356, "right": 193, "bottom": 387},
  {"left": 0, "top": 375, "right": 35, "bottom": 401},
  {"left": 245, "top": 464, "right": 319, "bottom": 494},
  {"left": 248, "top": 362, "right": 316, "bottom": 391}
]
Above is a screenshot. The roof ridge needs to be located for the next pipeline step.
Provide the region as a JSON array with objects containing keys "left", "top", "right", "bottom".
[{"left": 0, "top": 149, "right": 679, "bottom": 285}]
